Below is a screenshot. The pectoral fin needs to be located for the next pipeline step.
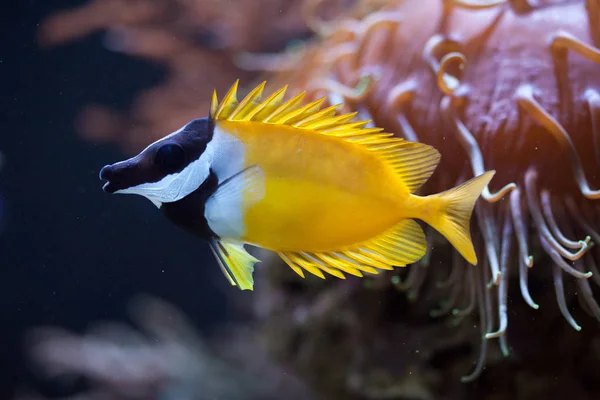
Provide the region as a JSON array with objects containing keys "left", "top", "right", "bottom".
[
  {"left": 205, "top": 165, "right": 265, "bottom": 239},
  {"left": 209, "top": 164, "right": 265, "bottom": 208},
  {"left": 209, "top": 239, "right": 259, "bottom": 290}
]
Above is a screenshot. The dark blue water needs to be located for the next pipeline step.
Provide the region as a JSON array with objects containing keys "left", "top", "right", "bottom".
[{"left": 0, "top": 1, "right": 233, "bottom": 396}]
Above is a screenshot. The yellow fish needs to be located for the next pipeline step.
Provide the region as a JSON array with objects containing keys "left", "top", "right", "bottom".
[{"left": 99, "top": 81, "right": 495, "bottom": 290}]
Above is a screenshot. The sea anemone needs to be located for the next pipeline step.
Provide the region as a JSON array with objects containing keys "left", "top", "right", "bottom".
[{"left": 243, "top": 0, "right": 600, "bottom": 382}]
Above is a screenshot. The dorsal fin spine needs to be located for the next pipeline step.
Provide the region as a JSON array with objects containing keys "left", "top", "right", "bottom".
[
  {"left": 321, "top": 121, "right": 369, "bottom": 132},
  {"left": 214, "top": 79, "right": 239, "bottom": 119},
  {"left": 245, "top": 85, "right": 288, "bottom": 121},
  {"left": 210, "top": 90, "right": 218, "bottom": 117},
  {"left": 294, "top": 104, "right": 339, "bottom": 127},
  {"left": 304, "top": 112, "right": 358, "bottom": 130},
  {"left": 276, "top": 98, "right": 325, "bottom": 125},
  {"left": 229, "top": 81, "right": 266, "bottom": 120},
  {"left": 264, "top": 92, "right": 305, "bottom": 123}
]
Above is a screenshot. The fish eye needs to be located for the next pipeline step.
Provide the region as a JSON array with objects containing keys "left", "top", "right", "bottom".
[{"left": 154, "top": 143, "right": 186, "bottom": 174}]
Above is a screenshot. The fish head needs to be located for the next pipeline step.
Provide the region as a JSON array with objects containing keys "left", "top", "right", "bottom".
[{"left": 99, "top": 117, "right": 214, "bottom": 208}]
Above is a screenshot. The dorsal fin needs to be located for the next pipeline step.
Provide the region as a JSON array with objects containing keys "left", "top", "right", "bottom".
[{"left": 210, "top": 81, "right": 441, "bottom": 193}]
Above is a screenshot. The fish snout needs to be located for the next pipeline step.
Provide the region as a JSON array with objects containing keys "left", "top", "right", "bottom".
[
  {"left": 99, "top": 164, "right": 113, "bottom": 180},
  {"left": 99, "top": 165, "right": 116, "bottom": 193}
]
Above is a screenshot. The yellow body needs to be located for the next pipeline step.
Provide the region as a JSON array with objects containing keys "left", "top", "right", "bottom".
[
  {"left": 219, "top": 119, "right": 410, "bottom": 251},
  {"left": 206, "top": 81, "right": 496, "bottom": 290}
]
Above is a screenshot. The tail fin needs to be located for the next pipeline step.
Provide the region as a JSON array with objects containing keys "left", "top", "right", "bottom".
[{"left": 421, "top": 170, "right": 496, "bottom": 265}]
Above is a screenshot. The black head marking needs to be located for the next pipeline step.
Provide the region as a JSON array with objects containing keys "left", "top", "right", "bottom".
[
  {"left": 99, "top": 117, "right": 214, "bottom": 194},
  {"left": 160, "top": 169, "right": 220, "bottom": 239}
]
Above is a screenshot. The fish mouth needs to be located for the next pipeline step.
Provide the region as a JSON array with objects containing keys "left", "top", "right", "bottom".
[
  {"left": 102, "top": 181, "right": 116, "bottom": 193},
  {"left": 99, "top": 165, "right": 116, "bottom": 193}
]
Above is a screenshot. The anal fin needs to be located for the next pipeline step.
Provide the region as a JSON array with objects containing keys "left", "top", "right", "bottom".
[
  {"left": 278, "top": 219, "right": 427, "bottom": 280},
  {"left": 210, "top": 239, "right": 259, "bottom": 290}
]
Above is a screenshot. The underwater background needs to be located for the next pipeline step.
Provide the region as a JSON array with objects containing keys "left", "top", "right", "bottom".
[
  {"left": 2, "top": 0, "right": 234, "bottom": 397},
  {"left": 2, "top": 0, "right": 600, "bottom": 399}
]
